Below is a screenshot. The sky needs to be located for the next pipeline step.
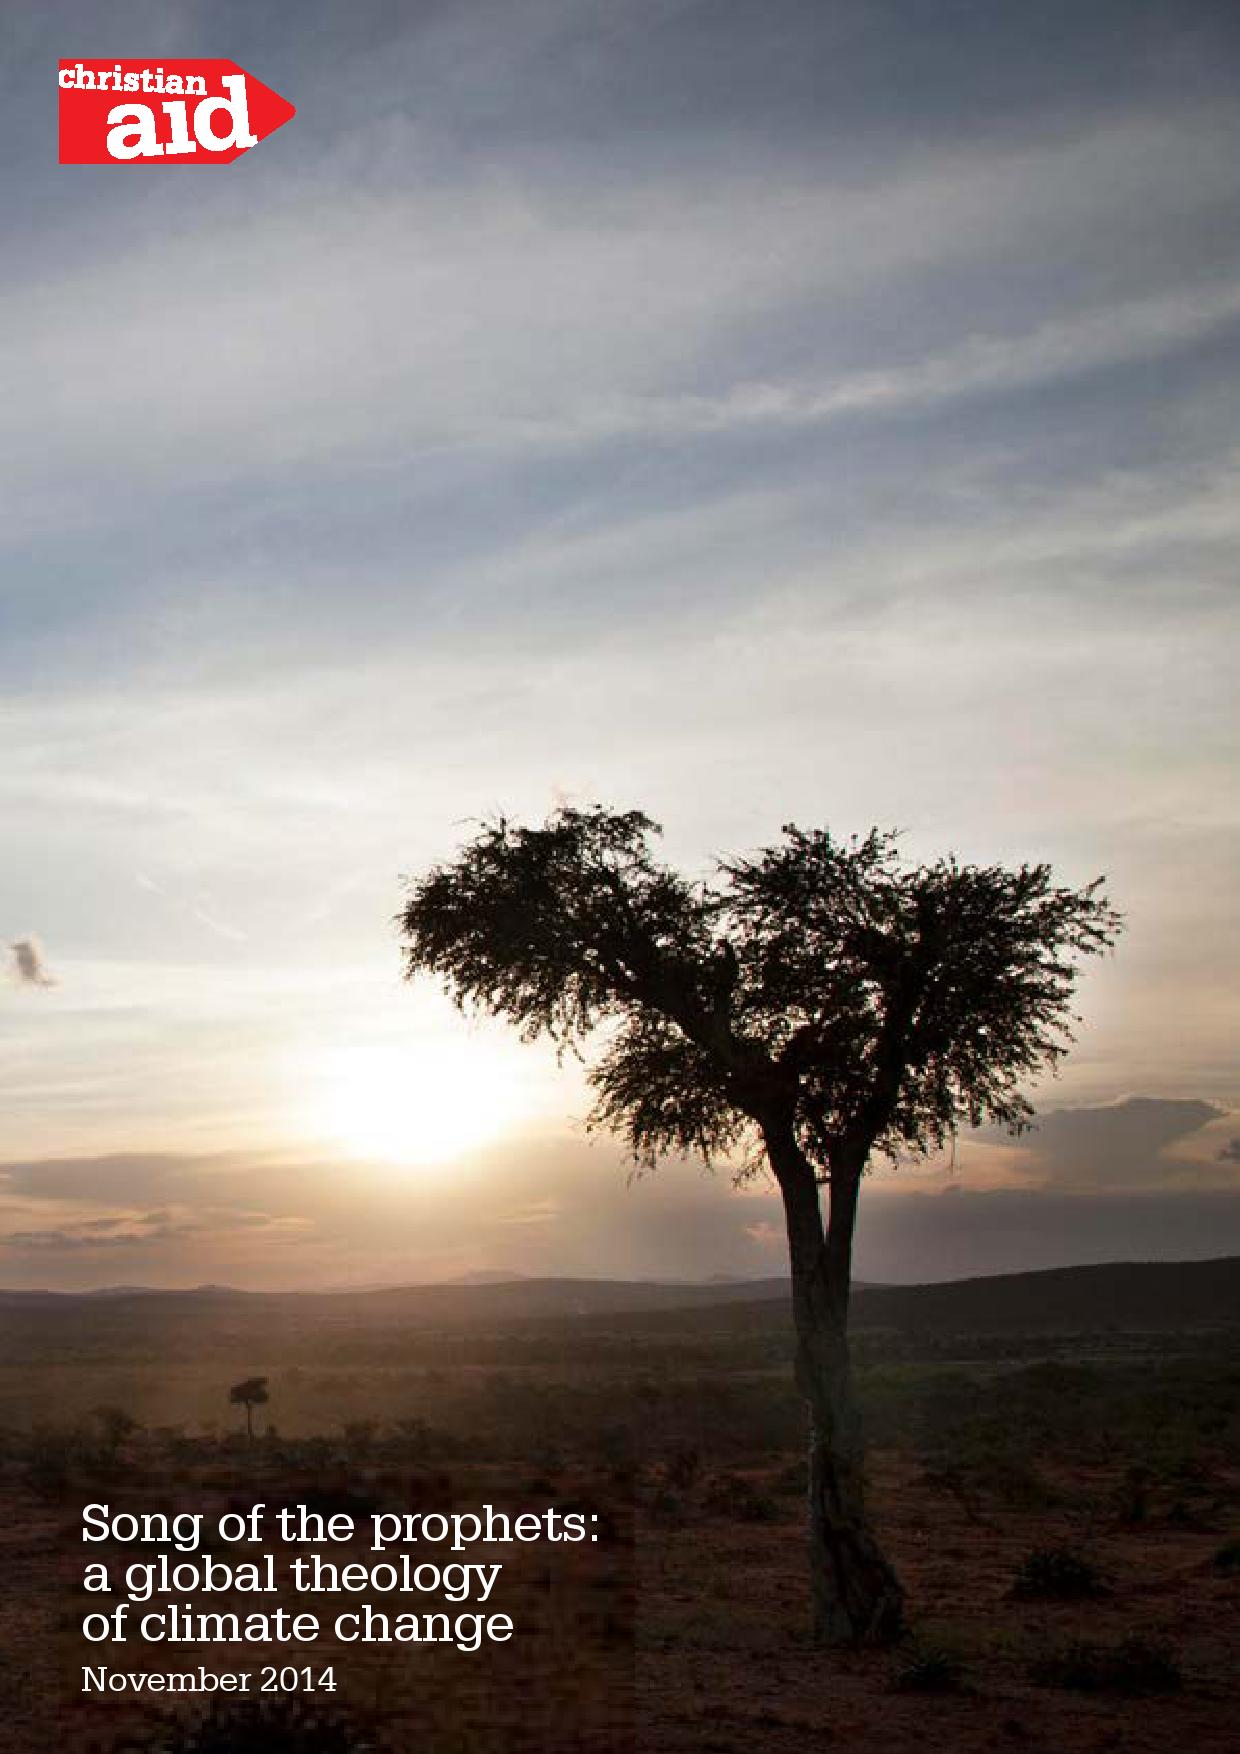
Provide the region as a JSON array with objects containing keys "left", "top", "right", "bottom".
[{"left": 2, "top": 0, "right": 1238, "bottom": 1290}]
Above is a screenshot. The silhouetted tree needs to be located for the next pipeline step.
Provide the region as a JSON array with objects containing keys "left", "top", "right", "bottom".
[
  {"left": 91, "top": 1404, "right": 139, "bottom": 1468},
  {"left": 228, "top": 1376, "right": 269, "bottom": 1446},
  {"left": 399, "top": 807, "right": 1120, "bottom": 1644}
]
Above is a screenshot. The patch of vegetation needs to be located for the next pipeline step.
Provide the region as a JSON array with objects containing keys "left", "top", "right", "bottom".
[
  {"left": 1010, "top": 1545, "right": 1107, "bottom": 1601},
  {"left": 700, "top": 1471, "right": 779, "bottom": 1523},
  {"left": 1210, "top": 1538, "right": 1240, "bottom": 1575},
  {"left": 661, "top": 1441, "right": 702, "bottom": 1491},
  {"left": 647, "top": 1484, "right": 688, "bottom": 1527},
  {"left": 20, "top": 1411, "right": 142, "bottom": 1497},
  {"left": 1113, "top": 1463, "right": 1152, "bottom": 1525},
  {"left": 769, "top": 1458, "right": 805, "bottom": 1497},
  {"left": 117, "top": 1696, "right": 375, "bottom": 1752},
  {"left": 1029, "top": 1636, "right": 1182, "bottom": 1696},
  {"left": 891, "top": 1643, "right": 968, "bottom": 1694}
]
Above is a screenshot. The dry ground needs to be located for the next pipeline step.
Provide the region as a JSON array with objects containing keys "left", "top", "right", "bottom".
[
  {"left": 636, "top": 1452, "right": 1239, "bottom": 1754},
  {"left": 0, "top": 1449, "right": 1235, "bottom": 1753}
]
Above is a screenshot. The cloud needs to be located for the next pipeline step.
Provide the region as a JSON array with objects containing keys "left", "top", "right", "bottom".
[
  {"left": 2, "top": 1212, "right": 184, "bottom": 1252},
  {"left": 1004, "top": 1097, "right": 1230, "bottom": 1191},
  {"left": 0, "top": 1152, "right": 241, "bottom": 1205},
  {"left": 136, "top": 872, "right": 248, "bottom": 945},
  {"left": 9, "top": 938, "right": 56, "bottom": 988},
  {"left": 2, "top": 2, "right": 1239, "bottom": 1278},
  {"left": 4, "top": 99, "right": 1239, "bottom": 553},
  {"left": 504, "top": 274, "right": 1240, "bottom": 449},
  {"left": 0, "top": 1202, "right": 313, "bottom": 1256},
  {"left": 0, "top": 1138, "right": 783, "bottom": 1287},
  {"left": 3, "top": 1137, "right": 1240, "bottom": 1290}
]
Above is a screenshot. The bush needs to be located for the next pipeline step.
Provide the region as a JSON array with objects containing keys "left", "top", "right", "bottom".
[
  {"left": 647, "top": 1484, "right": 687, "bottom": 1527},
  {"left": 22, "top": 1422, "right": 103, "bottom": 1496},
  {"left": 117, "top": 1696, "right": 375, "bottom": 1752},
  {"left": 891, "top": 1644, "right": 967, "bottom": 1694},
  {"left": 769, "top": 1458, "right": 805, "bottom": 1497},
  {"left": 1113, "top": 1464, "right": 1152, "bottom": 1525},
  {"left": 700, "top": 1471, "right": 779, "bottom": 1522},
  {"left": 661, "top": 1442, "right": 701, "bottom": 1491},
  {"left": 1010, "top": 1545, "right": 1106, "bottom": 1601},
  {"left": 1210, "top": 1538, "right": 1240, "bottom": 1575},
  {"left": 1030, "top": 1636, "right": 1182, "bottom": 1696}
]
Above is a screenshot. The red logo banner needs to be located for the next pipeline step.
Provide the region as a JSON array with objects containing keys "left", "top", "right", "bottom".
[{"left": 58, "top": 60, "right": 295, "bottom": 164}]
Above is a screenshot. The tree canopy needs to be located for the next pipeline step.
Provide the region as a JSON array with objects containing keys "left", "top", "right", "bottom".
[
  {"left": 402, "top": 804, "right": 1121, "bottom": 1644},
  {"left": 400, "top": 806, "right": 1120, "bottom": 1183}
]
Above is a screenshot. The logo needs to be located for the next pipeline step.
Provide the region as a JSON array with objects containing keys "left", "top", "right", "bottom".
[{"left": 58, "top": 60, "right": 295, "bottom": 164}]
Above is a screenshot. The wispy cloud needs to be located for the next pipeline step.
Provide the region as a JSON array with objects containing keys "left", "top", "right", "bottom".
[
  {"left": 3, "top": 112, "right": 1237, "bottom": 542},
  {"left": 2, "top": 3, "right": 1239, "bottom": 1284},
  {"left": 571, "top": 276, "right": 1240, "bottom": 445}
]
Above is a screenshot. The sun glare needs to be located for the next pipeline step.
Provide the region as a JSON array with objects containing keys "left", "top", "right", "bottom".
[{"left": 312, "top": 1040, "right": 529, "bottom": 1169}]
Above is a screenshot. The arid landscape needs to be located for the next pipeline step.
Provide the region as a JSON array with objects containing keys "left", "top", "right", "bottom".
[
  {"left": 1, "top": 1257, "right": 1237, "bottom": 1751},
  {"left": 9, "top": 5, "right": 1240, "bottom": 1752}
]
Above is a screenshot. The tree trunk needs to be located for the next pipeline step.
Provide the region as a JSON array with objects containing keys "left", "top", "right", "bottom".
[
  {"left": 802, "top": 1334, "right": 904, "bottom": 1645},
  {"left": 766, "top": 1125, "right": 905, "bottom": 1645}
]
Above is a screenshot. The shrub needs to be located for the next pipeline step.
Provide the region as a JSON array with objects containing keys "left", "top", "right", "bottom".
[
  {"left": 92, "top": 1405, "right": 141, "bottom": 1455},
  {"left": 1210, "top": 1538, "right": 1240, "bottom": 1575},
  {"left": 700, "top": 1471, "right": 779, "bottom": 1522},
  {"left": 22, "top": 1422, "right": 96, "bottom": 1496},
  {"left": 340, "top": 1419, "right": 379, "bottom": 1456},
  {"left": 891, "top": 1644, "right": 967, "bottom": 1694},
  {"left": 647, "top": 1485, "right": 687, "bottom": 1527},
  {"left": 661, "top": 1441, "right": 701, "bottom": 1491},
  {"left": 770, "top": 1458, "right": 805, "bottom": 1497},
  {"left": 1010, "top": 1545, "right": 1106, "bottom": 1601},
  {"left": 298, "top": 1484, "right": 381, "bottom": 1522},
  {"left": 118, "top": 1696, "right": 375, "bottom": 1752},
  {"left": 1030, "top": 1636, "right": 1182, "bottom": 1696},
  {"left": 1113, "top": 1464, "right": 1152, "bottom": 1525}
]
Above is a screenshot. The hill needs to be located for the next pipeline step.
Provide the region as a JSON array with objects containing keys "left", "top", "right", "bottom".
[
  {"left": 853, "top": 1255, "right": 1240, "bottom": 1334},
  {"left": 0, "top": 1257, "right": 1236, "bottom": 1370}
]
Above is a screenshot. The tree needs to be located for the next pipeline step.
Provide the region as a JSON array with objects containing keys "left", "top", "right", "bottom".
[
  {"left": 398, "top": 807, "right": 1120, "bottom": 1644},
  {"left": 228, "top": 1376, "right": 269, "bottom": 1445},
  {"left": 91, "top": 1404, "right": 140, "bottom": 1467}
]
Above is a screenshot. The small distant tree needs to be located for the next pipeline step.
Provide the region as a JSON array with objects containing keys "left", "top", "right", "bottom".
[
  {"left": 91, "top": 1404, "right": 139, "bottom": 1462},
  {"left": 228, "top": 1377, "right": 269, "bottom": 1446},
  {"left": 399, "top": 807, "right": 1120, "bottom": 1644},
  {"left": 341, "top": 1419, "right": 379, "bottom": 1458},
  {"left": 89, "top": 1403, "right": 140, "bottom": 1473}
]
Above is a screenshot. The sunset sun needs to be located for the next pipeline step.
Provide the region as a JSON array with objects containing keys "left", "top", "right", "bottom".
[{"left": 313, "top": 1041, "right": 528, "bottom": 1168}]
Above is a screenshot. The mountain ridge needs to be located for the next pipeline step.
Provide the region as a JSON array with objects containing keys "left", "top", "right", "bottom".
[{"left": 0, "top": 1255, "right": 1236, "bottom": 1331}]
